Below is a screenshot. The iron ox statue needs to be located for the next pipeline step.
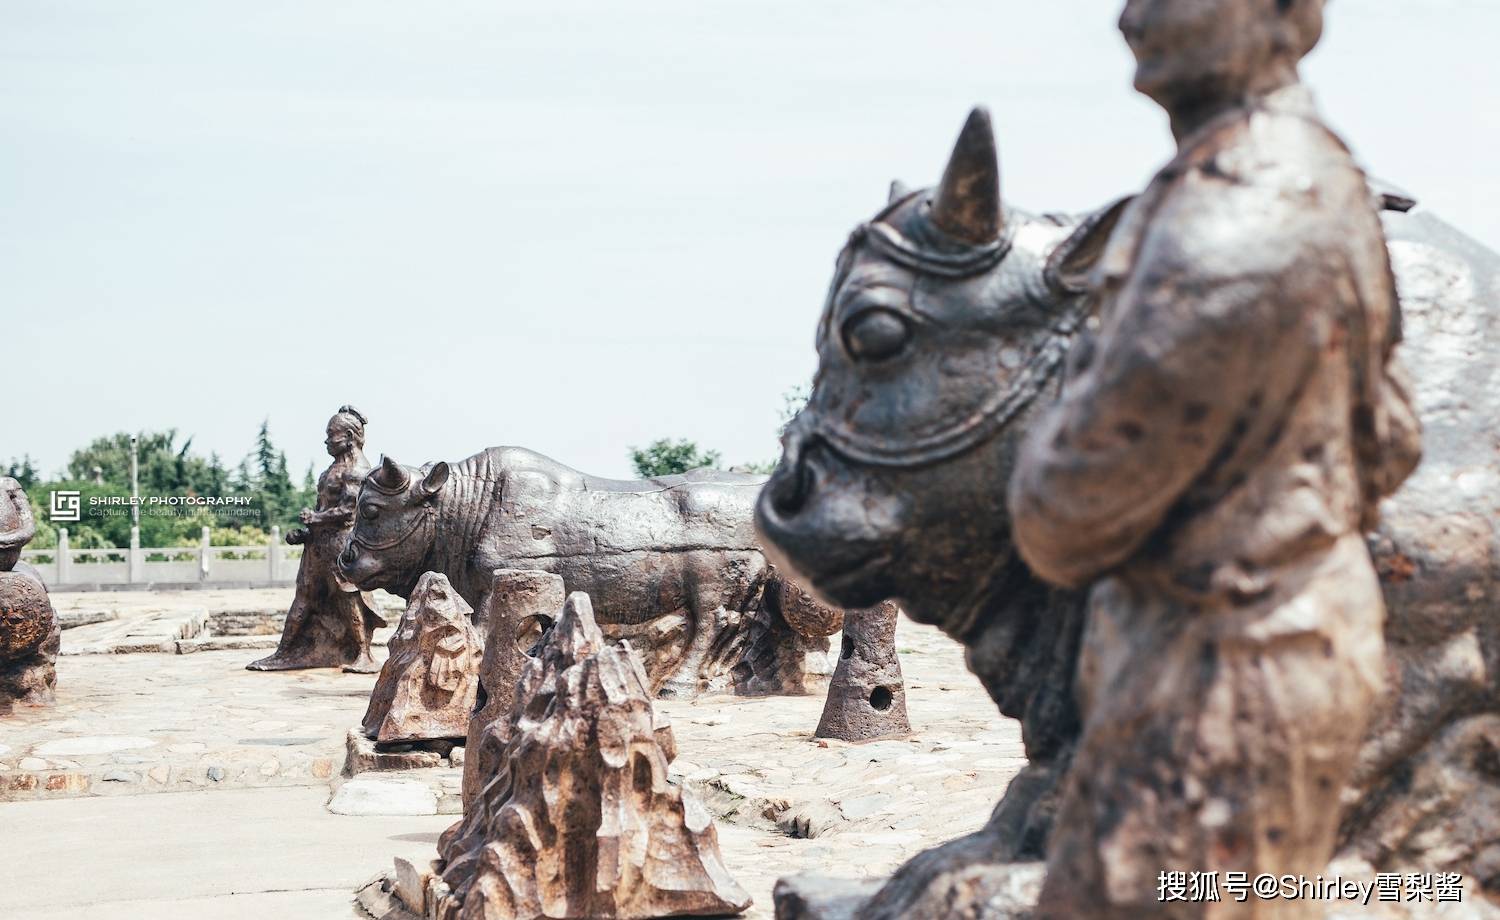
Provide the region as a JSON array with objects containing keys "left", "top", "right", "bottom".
[
  {"left": 758, "top": 50, "right": 1496, "bottom": 920},
  {"left": 338, "top": 447, "right": 843, "bottom": 698}
]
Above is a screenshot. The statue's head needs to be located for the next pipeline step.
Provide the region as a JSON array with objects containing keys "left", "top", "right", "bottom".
[
  {"left": 325, "top": 405, "right": 367, "bottom": 459},
  {"left": 0, "top": 477, "right": 37, "bottom": 573},
  {"left": 754, "top": 109, "right": 1104, "bottom": 628},
  {"left": 1119, "top": 0, "right": 1325, "bottom": 109},
  {"left": 338, "top": 455, "right": 449, "bottom": 597}
]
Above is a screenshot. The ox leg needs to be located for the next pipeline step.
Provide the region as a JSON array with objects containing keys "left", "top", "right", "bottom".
[
  {"left": 731, "top": 608, "right": 822, "bottom": 697},
  {"left": 656, "top": 593, "right": 728, "bottom": 700},
  {"left": 731, "top": 570, "right": 841, "bottom": 697},
  {"left": 340, "top": 591, "right": 383, "bottom": 674}
]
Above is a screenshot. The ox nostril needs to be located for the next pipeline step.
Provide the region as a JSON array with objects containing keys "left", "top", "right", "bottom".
[
  {"left": 339, "top": 543, "right": 356, "bottom": 568},
  {"left": 770, "top": 459, "right": 812, "bottom": 516},
  {"left": 768, "top": 414, "right": 819, "bottom": 517}
]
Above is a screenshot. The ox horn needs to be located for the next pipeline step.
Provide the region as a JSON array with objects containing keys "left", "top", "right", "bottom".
[
  {"left": 374, "top": 455, "right": 410, "bottom": 491},
  {"left": 929, "top": 107, "right": 1002, "bottom": 245}
]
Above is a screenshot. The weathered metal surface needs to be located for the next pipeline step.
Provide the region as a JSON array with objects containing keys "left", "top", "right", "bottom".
[
  {"left": 1014, "top": 0, "right": 1419, "bottom": 901},
  {"left": 756, "top": 16, "right": 1496, "bottom": 912},
  {"left": 338, "top": 446, "right": 829, "bottom": 698},
  {"left": 0, "top": 477, "right": 58, "bottom": 715},
  {"left": 249, "top": 406, "right": 386, "bottom": 672},
  {"left": 1339, "top": 205, "right": 1500, "bottom": 880},
  {"left": 431, "top": 591, "right": 751, "bottom": 919},
  {"left": 361, "top": 572, "right": 482, "bottom": 744}
]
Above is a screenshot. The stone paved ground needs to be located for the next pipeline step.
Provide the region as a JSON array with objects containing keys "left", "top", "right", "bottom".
[
  {"left": 1, "top": 649, "right": 379, "bottom": 798},
  {"left": 0, "top": 588, "right": 1022, "bottom": 918},
  {"left": 2, "top": 786, "right": 455, "bottom": 920},
  {"left": 52, "top": 587, "right": 403, "bottom": 655}
]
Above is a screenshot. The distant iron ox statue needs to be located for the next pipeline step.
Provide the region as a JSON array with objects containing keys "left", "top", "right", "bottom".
[
  {"left": 250, "top": 406, "right": 387, "bottom": 673},
  {"left": 759, "top": 31, "right": 1495, "bottom": 920},
  {"left": 338, "top": 447, "right": 844, "bottom": 699},
  {"left": 0, "top": 477, "right": 59, "bottom": 715}
]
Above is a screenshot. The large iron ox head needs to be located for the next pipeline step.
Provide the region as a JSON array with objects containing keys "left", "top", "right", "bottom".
[
  {"left": 338, "top": 455, "right": 450, "bottom": 597},
  {"left": 755, "top": 109, "right": 1116, "bottom": 631}
]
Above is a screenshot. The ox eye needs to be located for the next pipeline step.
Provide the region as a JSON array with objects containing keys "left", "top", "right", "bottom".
[
  {"left": 842, "top": 308, "right": 910, "bottom": 361},
  {"left": 361, "top": 504, "right": 379, "bottom": 520}
]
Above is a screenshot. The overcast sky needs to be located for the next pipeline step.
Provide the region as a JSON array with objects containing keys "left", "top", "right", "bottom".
[{"left": 4, "top": 0, "right": 1496, "bottom": 481}]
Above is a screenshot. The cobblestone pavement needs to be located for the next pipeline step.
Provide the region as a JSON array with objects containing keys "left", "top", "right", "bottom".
[{"left": 2, "top": 588, "right": 1023, "bottom": 918}]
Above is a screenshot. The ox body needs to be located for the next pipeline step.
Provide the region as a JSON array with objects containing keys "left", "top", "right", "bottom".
[{"left": 339, "top": 446, "right": 774, "bottom": 695}]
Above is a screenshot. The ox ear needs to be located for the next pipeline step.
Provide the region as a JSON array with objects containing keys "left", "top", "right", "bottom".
[
  {"left": 1044, "top": 195, "right": 1134, "bottom": 297},
  {"left": 417, "top": 462, "right": 449, "bottom": 502},
  {"left": 888, "top": 179, "right": 911, "bottom": 203},
  {"left": 374, "top": 455, "right": 410, "bottom": 491},
  {"left": 929, "top": 107, "right": 1002, "bottom": 245}
]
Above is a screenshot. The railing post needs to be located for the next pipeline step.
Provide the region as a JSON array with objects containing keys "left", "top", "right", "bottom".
[
  {"left": 129, "top": 526, "right": 143, "bottom": 583},
  {"left": 57, "top": 528, "right": 70, "bottom": 584},
  {"left": 268, "top": 526, "right": 281, "bottom": 582},
  {"left": 199, "top": 526, "right": 211, "bottom": 582}
]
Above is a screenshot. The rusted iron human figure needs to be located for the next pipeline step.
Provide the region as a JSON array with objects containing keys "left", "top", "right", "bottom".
[
  {"left": 1011, "top": 0, "right": 1420, "bottom": 914},
  {"left": 249, "top": 405, "right": 386, "bottom": 673}
]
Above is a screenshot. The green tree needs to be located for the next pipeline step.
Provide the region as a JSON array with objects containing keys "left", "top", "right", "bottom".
[
  {"left": 734, "top": 382, "right": 813, "bottom": 474},
  {"left": 235, "top": 420, "right": 302, "bottom": 532},
  {"left": 3, "top": 455, "right": 41, "bottom": 490},
  {"left": 629, "top": 439, "right": 722, "bottom": 478},
  {"left": 23, "top": 422, "right": 321, "bottom": 550},
  {"left": 778, "top": 383, "right": 811, "bottom": 432},
  {"left": 65, "top": 430, "right": 224, "bottom": 498},
  {"left": 204, "top": 452, "right": 230, "bottom": 498}
]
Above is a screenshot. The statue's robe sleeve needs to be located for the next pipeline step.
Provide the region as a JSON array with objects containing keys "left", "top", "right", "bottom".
[{"left": 1009, "top": 181, "right": 1332, "bottom": 590}]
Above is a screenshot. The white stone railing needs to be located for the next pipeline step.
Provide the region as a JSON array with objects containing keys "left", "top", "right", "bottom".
[{"left": 19, "top": 526, "right": 303, "bottom": 589}]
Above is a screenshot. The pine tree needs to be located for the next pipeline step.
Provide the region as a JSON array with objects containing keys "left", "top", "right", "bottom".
[
  {"left": 3, "top": 456, "right": 40, "bottom": 490},
  {"left": 205, "top": 452, "right": 229, "bottom": 497},
  {"left": 245, "top": 421, "right": 297, "bottom": 529}
]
